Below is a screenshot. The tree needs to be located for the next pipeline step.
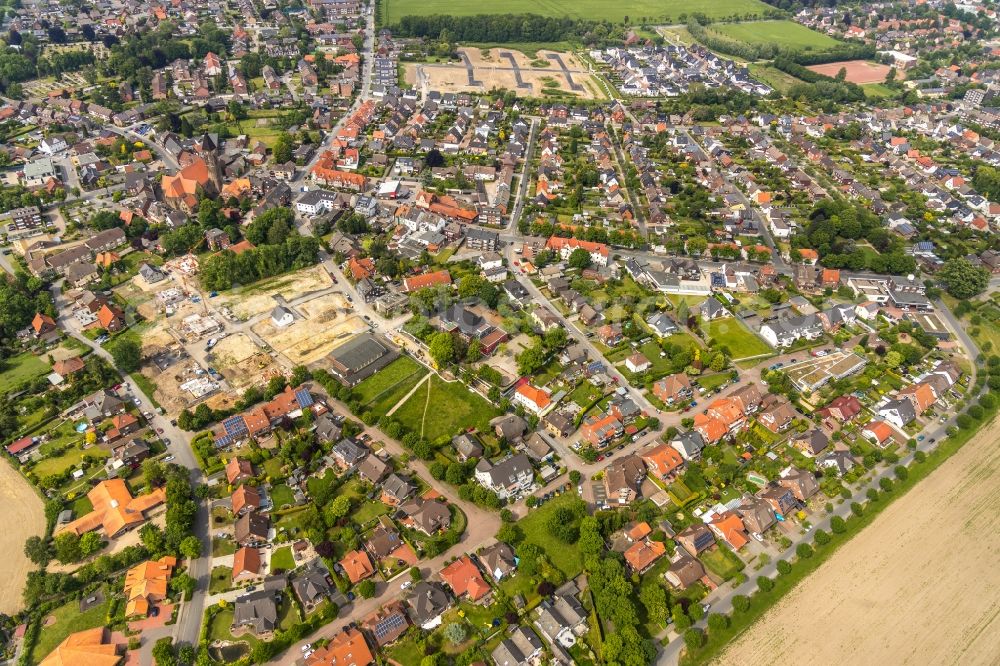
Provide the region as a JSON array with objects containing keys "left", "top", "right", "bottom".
[
  {"left": 757, "top": 576, "right": 774, "bottom": 592},
  {"left": 442, "top": 622, "right": 466, "bottom": 645},
  {"left": 428, "top": 332, "right": 456, "bottom": 368},
  {"left": 140, "top": 523, "right": 166, "bottom": 554},
  {"left": 567, "top": 248, "right": 592, "bottom": 270},
  {"left": 884, "top": 350, "right": 903, "bottom": 369},
  {"left": 79, "top": 532, "right": 103, "bottom": 557},
  {"left": 425, "top": 149, "right": 445, "bottom": 168},
  {"left": 272, "top": 132, "right": 294, "bottom": 164},
  {"left": 152, "top": 638, "right": 176, "bottom": 666},
  {"left": 776, "top": 559, "right": 792, "bottom": 575},
  {"left": 355, "top": 579, "right": 377, "bottom": 599},
  {"left": 707, "top": 613, "right": 730, "bottom": 632},
  {"left": 143, "top": 459, "right": 166, "bottom": 489},
  {"left": 179, "top": 536, "right": 201, "bottom": 559},
  {"left": 409, "top": 566, "right": 422, "bottom": 582},
  {"left": 53, "top": 532, "right": 82, "bottom": 563},
  {"left": 324, "top": 495, "right": 352, "bottom": 524},
  {"left": 639, "top": 583, "right": 669, "bottom": 627},
  {"left": 684, "top": 628, "right": 705, "bottom": 649},
  {"left": 24, "top": 535, "right": 50, "bottom": 566},
  {"left": 830, "top": 515, "right": 847, "bottom": 534},
  {"left": 938, "top": 258, "right": 989, "bottom": 299},
  {"left": 108, "top": 337, "right": 141, "bottom": 373},
  {"left": 732, "top": 595, "right": 750, "bottom": 613}
]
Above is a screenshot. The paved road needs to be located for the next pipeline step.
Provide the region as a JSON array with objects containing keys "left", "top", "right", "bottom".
[{"left": 49, "top": 282, "right": 211, "bottom": 664}]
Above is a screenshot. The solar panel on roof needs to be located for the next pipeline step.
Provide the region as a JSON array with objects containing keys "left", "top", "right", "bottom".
[
  {"left": 294, "top": 388, "right": 314, "bottom": 408},
  {"left": 375, "top": 613, "right": 405, "bottom": 639},
  {"left": 224, "top": 415, "right": 247, "bottom": 436}
]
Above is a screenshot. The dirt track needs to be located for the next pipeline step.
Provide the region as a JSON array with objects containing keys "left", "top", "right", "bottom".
[
  {"left": 0, "top": 461, "right": 45, "bottom": 614},
  {"left": 718, "top": 417, "right": 1000, "bottom": 665}
]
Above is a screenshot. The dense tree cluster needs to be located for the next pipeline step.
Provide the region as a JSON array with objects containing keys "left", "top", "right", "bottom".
[{"left": 796, "top": 199, "right": 916, "bottom": 274}]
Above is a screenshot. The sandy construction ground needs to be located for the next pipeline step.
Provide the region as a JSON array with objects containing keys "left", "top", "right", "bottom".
[
  {"left": 252, "top": 292, "right": 367, "bottom": 366},
  {"left": 210, "top": 333, "right": 284, "bottom": 392},
  {"left": 806, "top": 59, "right": 894, "bottom": 84},
  {"left": 219, "top": 266, "right": 333, "bottom": 320},
  {"left": 405, "top": 48, "right": 601, "bottom": 99},
  {"left": 0, "top": 462, "right": 45, "bottom": 615},
  {"left": 718, "top": 417, "right": 1000, "bottom": 666}
]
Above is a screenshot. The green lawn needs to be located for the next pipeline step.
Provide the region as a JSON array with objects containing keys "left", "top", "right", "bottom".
[
  {"left": 0, "top": 352, "right": 49, "bottom": 392},
  {"left": 268, "top": 483, "right": 295, "bottom": 510},
  {"left": 862, "top": 83, "right": 895, "bottom": 98},
  {"left": 130, "top": 372, "right": 161, "bottom": 410},
  {"left": 353, "top": 356, "right": 427, "bottom": 407},
  {"left": 270, "top": 546, "right": 296, "bottom": 571},
  {"left": 699, "top": 545, "right": 745, "bottom": 581},
  {"left": 705, "top": 318, "right": 772, "bottom": 359},
  {"left": 306, "top": 469, "right": 339, "bottom": 499},
  {"left": 381, "top": 0, "right": 770, "bottom": 25},
  {"left": 262, "top": 456, "right": 285, "bottom": 480},
  {"left": 32, "top": 443, "right": 109, "bottom": 478},
  {"left": 353, "top": 499, "right": 390, "bottom": 526},
  {"left": 30, "top": 591, "right": 110, "bottom": 663},
  {"left": 210, "top": 566, "right": 233, "bottom": 594},
  {"left": 212, "top": 537, "right": 236, "bottom": 557},
  {"left": 747, "top": 63, "right": 805, "bottom": 93},
  {"left": 517, "top": 494, "right": 585, "bottom": 579},
  {"left": 392, "top": 375, "right": 501, "bottom": 443},
  {"left": 697, "top": 372, "right": 730, "bottom": 392},
  {"left": 710, "top": 20, "right": 842, "bottom": 51}
]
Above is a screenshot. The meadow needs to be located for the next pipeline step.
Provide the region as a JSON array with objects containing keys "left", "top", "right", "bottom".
[
  {"left": 710, "top": 20, "right": 842, "bottom": 52},
  {"left": 381, "top": 0, "right": 771, "bottom": 26}
]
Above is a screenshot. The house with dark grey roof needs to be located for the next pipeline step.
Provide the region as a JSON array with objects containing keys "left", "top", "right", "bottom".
[
  {"left": 479, "top": 541, "right": 517, "bottom": 581},
  {"left": 403, "top": 498, "right": 451, "bottom": 535},
  {"left": 291, "top": 561, "right": 334, "bottom": 611},
  {"left": 325, "top": 332, "right": 398, "bottom": 386},
  {"left": 331, "top": 438, "right": 367, "bottom": 469},
  {"left": 878, "top": 398, "right": 916, "bottom": 428},
  {"left": 534, "top": 593, "right": 587, "bottom": 648},
  {"left": 314, "top": 413, "right": 342, "bottom": 443},
  {"left": 380, "top": 473, "right": 415, "bottom": 505},
  {"left": 232, "top": 589, "right": 280, "bottom": 635},
  {"left": 670, "top": 430, "right": 705, "bottom": 461},
  {"left": 474, "top": 454, "right": 534, "bottom": 500},
  {"left": 491, "top": 626, "right": 544, "bottom": 666},
  {"left": 234, "top": 511, "right": 270, "bottom": 547},
  {"left": 407, "top": 582, "right": 452, "bottom": 629},
  {"left": 452, "top": 433, "right": 484, "bottom": 462},
  {"left": 357, "top": 455, "right": 390, "bottom": 484}
]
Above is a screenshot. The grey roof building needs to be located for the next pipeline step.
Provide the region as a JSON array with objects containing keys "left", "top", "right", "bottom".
[
  {"left": 491, "top": 625, "right": 544, "bottom": 666},
  {"left": 232, "top": 589, "right": 280, "bottom": 635}
]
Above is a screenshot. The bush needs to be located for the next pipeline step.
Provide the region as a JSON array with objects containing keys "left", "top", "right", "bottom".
[
  {"left": 866, "top": 488, "right": 880, "bottom": 502},
  {"left": 894, "top": 465, "right": 909, "bottom": 481},
  {"left": 796, "top": 543, "right": 813, "bottom": 559},
  {"left": 879, "top": 477, "right": 894, "bottom": 492},
  {"left": 913, "top": 450, "right": 927, "bottom": 463},
  {"left": 851, "top": 501, "right": 864, "bottom": 516},
  {"left": 776, "top": 559, "right": 792, "bottom": 575},
  {"left": 684, "top": 628, "right": 705, "bottom": 649},
  {"left": 830, "top": 516, "right": 846, "bottom": 533},
  {"left": 757, "top": 576, "right": 774, "bottom": 592},
  {"left": 732, "top": 595, "right": 750, "bottom": 613},
  {"left": 707, "top": 613, "right": 730, "bottom": 632}
]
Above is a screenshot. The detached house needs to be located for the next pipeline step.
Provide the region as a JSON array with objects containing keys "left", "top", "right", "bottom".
[{"left": 474, "top": 454, "right": 534, "bottom": 500}]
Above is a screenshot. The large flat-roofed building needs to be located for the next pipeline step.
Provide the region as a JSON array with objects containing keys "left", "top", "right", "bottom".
[{"left": 325, "top": 333, "right": 399, "bottom": 386}]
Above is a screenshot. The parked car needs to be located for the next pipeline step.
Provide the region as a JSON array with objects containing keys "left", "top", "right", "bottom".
[{"left": 400, "top": 581, "right": 412, "bottom": 590}]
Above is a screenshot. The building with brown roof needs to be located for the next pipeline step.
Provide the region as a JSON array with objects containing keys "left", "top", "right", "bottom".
[
  {"left": 652, "top": 373, "right": 692, "bottom": 405},
  {"left": 440, "top": 555, "right": 491, "bottom": 602},
  {"left": 665, "top": 555, "right": 706, "bottom": 589},
  {"left": 52, "top": 356, "right": 86, "bottom": 377},
  {"left": 401, "top": 270, "right": 452, "bottom": 293},
  {"left": 123, "top": 556, "right": 176, "bottom": 617},
  {"left": 232, "top": 547, "right": 263, "bottom": 583},
  {"left": 623, "top": 539, "right": 666, "bottom": 573},
  {"left": 59, "top": 479, "right": 166, "bottom": 538},
  {"left": 361, "top": 601, "right": 410, "bottom": 647},
  {"left": 779, "top": 468, "right": 819, "bottom": 502},
  {"left": 756, "top": 395, "right": 798, "bottom": 433},
  {"left": 676, "top": 523, "right": 715, "bottom": 557},
  {"left": 226, "top": 457, "right": 254, "bottom": 484},
  {"left": 32, "top": 312, "right": 57, "bottom": 337},
  {"left": 340, "top": 549, "right": 375, "bottom": 584},
  {"left": 232, "top": 485, "right": 261, "bottom": 516},
  {"left": 602, "top": 454, "right": 646, "bottom": 505},
  {"left": 737, "top": 495, "right": 776, "bottom": 535},
  {"left": 234, "top": 511, "right": 270, "bottom": 547},
  {"left": 816, "top": 394, "right": 862, "bottom": 423},
  {"left": 640, "top": 443, "right": 684, "bottom": 481},
  {"left": 305, "top": 628, "right": 373, "bottom": 666},
  {"left": 39, "top": 628, "right": 121, "bottom": 666}
]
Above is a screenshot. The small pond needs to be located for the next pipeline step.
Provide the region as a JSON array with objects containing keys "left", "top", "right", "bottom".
[{"left": 209, "top": 642, "right": 249, "bottom": 662}]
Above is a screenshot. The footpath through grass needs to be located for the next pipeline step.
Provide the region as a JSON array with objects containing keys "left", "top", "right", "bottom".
[{"left": 681, "top": 404, "right": 999, "bottom": 665}]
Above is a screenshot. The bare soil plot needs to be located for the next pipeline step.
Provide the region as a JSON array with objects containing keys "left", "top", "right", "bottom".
[
  {"left": 405, "top": 48, "right": 601, "bottom": 99},
  {"left": 718, "top": 417, "right": 1000, "bottom": 666},
  {"left": 0, "top": 461, "right": 44, "bottom": 614},
  {"left": 217, "top": 266, "right": 333, "bottom": 320},
  {"left": 806, "top": 60, "right": 894, "bottom": 84},
  {"left": 251, "top": 295, "right": 367, "bottom": 367},
  {"left": 210, "top": 333, "right": 285, "bottom": 392}
]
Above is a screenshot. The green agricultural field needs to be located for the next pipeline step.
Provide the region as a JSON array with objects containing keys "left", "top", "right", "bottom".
[
  {"left": 381, "top": 0, "right": 771, "bottom": 26},
  {"left": 0, "top": 352, "right": 49, "bottom": 392},
  {"left": 392, "top": 375, "right": 500, "bottom": 443},
  {"left": 710, "top": 20, "right": 842, "bottom": 52},
  {"left": 705, "top": 318, "right": 772, "bottom": 359}
]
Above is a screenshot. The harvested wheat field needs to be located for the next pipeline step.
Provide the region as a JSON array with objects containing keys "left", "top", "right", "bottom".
[
  {"left": 0, "top": 461, "right": 45, "bottom": 614},
  {"left": 718, "top": 417, "right": 1000, "bottom": 666}
]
